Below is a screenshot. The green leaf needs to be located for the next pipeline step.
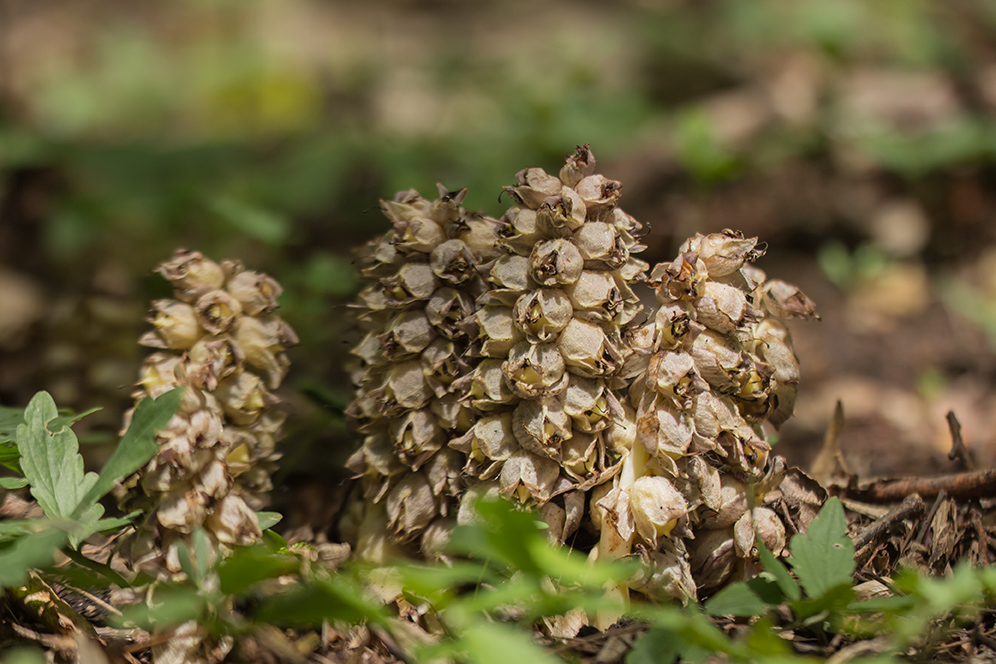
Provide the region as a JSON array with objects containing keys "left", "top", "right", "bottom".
[
  {"left": 0, "top": 405, "right": 24, "bottom": 444},
  {"left": 0, "top": 528, "right": 68, "bottom": 589},
  {"left": 253, "top": 576, "right": 389, "bottom": 626},
  {"left": 49, "top": 407, "right": 102, "bottom": 433},
  {"left": 744, "top": 616, "right": 791, "bottom": 656},
  {"left": 626, "top": 627, "right": 679, "bottom": 664},
  {"left": 792, "top": 582, "right": 855, "bottom": 621},
  {"left": 0, "top": 477, "right": 28, "bottom": 489},
  {"left": 210, "top": 196, "right": 290, "bottom": 245},
  {"left": 0, "top": 519, "right": 41, "bottom": 543},
  {"left": 16, "top": 392, "right": 103, "bottom": 538},
  {"left": 458, "top": 621, "right": 562, "bottom": 664},
  {"left": 218, "top": 545, "right": 299, "bottom": 595},
  {"left": 0, "top": 441, "right": 21, "bottom": 474},
  {"left": 705, "top": 581, "right": 768, "bottom": 617},
  {"left": 757, "top": 537, "right": 800, "bottom": 601},
  {"left": 2, "top": 647, "right": 48, "bottom": 664},
  {"left": 77, "top": 388, "right": 182, "bottom": 514},
  {"left": 256, "top": 511, "right": 282, "bottom": 531},
  {"left": 447, "top": 497, "right": 547, "bottom": 577},
  {"left": 395, "top": 561, "right": 501, "bottom": 604},
  {"left": 115, "top": 585, "right": 205, "bottom": 630},
  {"left": 85, "top": 513, "right": 141, "bottom": 534},
  {"left": 788, "top": 497, "right": 855, "bottom": 599}
]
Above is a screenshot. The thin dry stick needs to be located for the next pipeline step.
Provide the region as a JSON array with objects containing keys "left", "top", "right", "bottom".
[
  {"left": 853, "top": 494, "right": 925, "bottom": 567},
  {"left": 946, "top": 411, "right": 976, "bottom": 471},
  {"left": 854, "top": 493, "right": 926, "bottom": 551},
  {"left": 850, "top": 470, "right": 996, "bottom": 502}
]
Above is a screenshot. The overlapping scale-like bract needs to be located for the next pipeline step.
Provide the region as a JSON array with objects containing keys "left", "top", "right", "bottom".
[{"left": 117, "top": 249, "right": 297, "bottom": 578}]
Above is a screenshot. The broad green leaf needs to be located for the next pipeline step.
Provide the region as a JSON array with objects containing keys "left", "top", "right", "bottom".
[
  {"left": 115, "top": 585, "right": 205, "bottom": 630},
  {"left": 3, "top": 647, "right": 48, "bottom": 664},
  {"left": 219, "top": 545, "right": 299, "bottom": 595},
  {"left": 447, "top": 498, "right": 547, "bottom": 577},
  {"left": 757, "top": 537, "right": 800, "bottom": 601},
  {"left": 0, "top": 528, "right": 68, "bottom": 589},
  {"left": 253, "top": 576, "right": 389, "bottom": 626},
  {"left": 0, "top": 441, "right": 21, "bottom": 474},
  {"left": 210, "top": 196, "right": 290, "bottom": 245},
  {"left": 788, "top": 497, "right": 855, "bottom": 599},
  {"left": 846, "top": 595, "right": 916, "bottom": 614},
  {"left": 256, "top": 511, "right": 282, "bottom": 531},
  {"left": 626, "top": 627, "right": 679, "bottom": 664},
  {"left": 86, "top": 513, "right": 142, "bottom": 534},
  {"left": 705, "top": 581, "right": 768, "bottom": 617},
  {"left": 49, "top": 407, "right": 102, "bottom": 433},
  {"left": 459, "top": 621, "right": 561, "bottom": 664},
  {"left": 526, "top": 536, "right": 633, "bottom": 588},
  {"left": 0, "top": 405, "right": 23, "bottom": 444},
  {"left": 394, "top": 561, "right": 501, "bottom": 603},
  {"left": 16, "top": 392, "right": 103, "bottom": 536},
  {"left": 793, "top": 583, "right": 855, "bottom": 622},
  {"left": 77, "top": 388, "right": 182, "bottom": 514},
  {"left": 0, "top": 519, "right": 40, "bottom": 543},
  {"left": 744, "top": 617, "right": 792, "bottom": 656}
]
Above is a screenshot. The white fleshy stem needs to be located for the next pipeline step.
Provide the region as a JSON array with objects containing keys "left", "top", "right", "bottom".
[{"left": 594, "top": 441, "right": 648, "bottom": 629}]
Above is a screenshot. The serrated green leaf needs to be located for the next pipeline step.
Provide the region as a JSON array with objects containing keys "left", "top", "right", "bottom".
[
  {"left": 705, "top": 581, "right": 768, "bottom": 617},
  {"left": 788, "top": 497, "right": 855, "bottom": 599},
  {"left": 0, "top": 528, "right": 68, "bottom": 589},
  {"left": 626, "top": 627, "right": 680, "bottom": 664},
  {"left": 757, "top": 537, "right": 800, "bottom": 601},
  {"left": 77, "top": 388, "right": 182, "bottom": 515},
  {"left": 256, "top": 511, "right": 282, "bottom": 531},
  {"left": 16, "top": 392, "right": 103, "bottom": 540}
]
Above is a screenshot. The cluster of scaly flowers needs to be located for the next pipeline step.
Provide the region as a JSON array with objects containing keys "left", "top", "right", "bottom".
[
  {"left": 591, "top": 231, "right": 819, "bottom": 607},
  {"left": 117, "top": 249, "right": 297, "bottom": 577},
  {"left": 446, "top": 145, "right": 649, "bottom": 542},
  {"left": 345, "top": 186, "right": 501, "bottom": 559},
  {"left": 345, "top": 147, "right": 819, "bottom": 612}
]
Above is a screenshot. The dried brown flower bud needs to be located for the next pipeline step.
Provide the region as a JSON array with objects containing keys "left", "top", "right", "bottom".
[
  {"left": 575, "top": 174, "right": 622, "bottom": 215},
  {"left": 679, "top": 230, "right": 764, "bottom": 278},
  {"left": 143, "top": 300, "right": 203, "bottom": 350},
  {"left": 761, "top": 280, "right": 820, "bottom": 320},
  {"left": 629, "top": 476, "right": 687, "bottom": 547},
  {"left": 513, "top": 289, "right": 573, "bottom": 341},
  {"left": 503, "top": 341, "right": 568, "bottom": 398},
  {"left": 558, "top": 319, "right": 623, "bottom": 377},
  {"left": 559, "top": 144, "right": 597, "bottom": 188},
  {"left": 530, "top": 239, "right": 584, "bottom": 286},
  {"left": 431, "top": 239, "right": 477, "bottom": 286}
]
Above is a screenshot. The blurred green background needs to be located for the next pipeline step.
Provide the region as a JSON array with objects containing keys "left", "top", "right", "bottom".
[{"left": 3, "top": 0, "right": 996, "bottom": 503}]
